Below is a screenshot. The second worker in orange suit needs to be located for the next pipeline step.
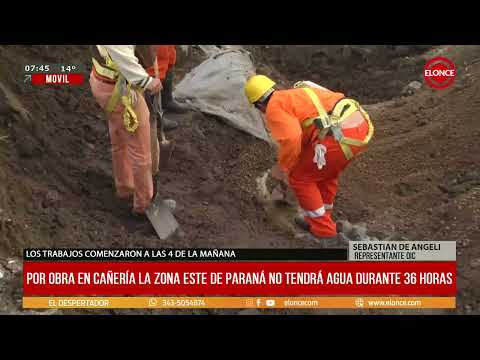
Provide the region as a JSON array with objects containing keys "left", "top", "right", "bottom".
[
  {"left": 146, "top": 45, "right": 187, "bottom": 130},
  {"left": 244, "top": 75, "right": 374, "bottom": 243}
]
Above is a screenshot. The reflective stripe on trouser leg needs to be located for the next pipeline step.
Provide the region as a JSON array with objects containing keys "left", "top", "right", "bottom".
[
  {"left": 311, "top": 212, "right": 337, "bottom": 237},
  {"left": 288, "top": 177, "right": 337, "bottom": 237},
  {"left": 303, "top": 208, "right": 337, "bottom": 237},
  {"left": 302, "top": 206, "right": 326, "bottom": 218},
  {"left": 315, "top": 178, "right": 339, "bottom": 236}
]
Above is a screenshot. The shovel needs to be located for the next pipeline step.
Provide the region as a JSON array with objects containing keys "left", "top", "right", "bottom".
[
  {"left": 150, "top": 91, "right": 175, "bottom": 171},
  {"left": 156, "top": 94, "right": 175, "bottom": 170},
  {"left": 145, "top": 186, "right": 179, "bottom": 240},
  {"left": 144, "top": 66, "right": 179, "bottom": 240},
  {"left": 149, "top": 59, "right": 175, "bottom": 173},
  {"left": 154, "top": 58, "right": 175, "bottom": 169}
]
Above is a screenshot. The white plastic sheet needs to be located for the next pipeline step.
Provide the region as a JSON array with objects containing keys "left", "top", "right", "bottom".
[{"left": 173, "top": 47, "right": 271, "bottom": 142}]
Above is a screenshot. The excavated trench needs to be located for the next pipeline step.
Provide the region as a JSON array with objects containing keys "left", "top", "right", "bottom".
[{"left": 1, "top": 45, "right": 479, "bottom": 314}]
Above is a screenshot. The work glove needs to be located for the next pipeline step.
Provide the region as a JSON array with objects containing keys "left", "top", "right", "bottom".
[
  {"left": 269, "top": 172, "right": 297, "bottom": 206},
  {"left": 147, "top": 77, "right": 163, "bottom": 94},
  {"left": 271, "top": 165, "right": 289, "bottom": 185},
  {"left": 313, "top": 144, "right": 327, "bottom": 170},
  {"left": 271, "top": 184, "right": 287, "bottom": 202}
]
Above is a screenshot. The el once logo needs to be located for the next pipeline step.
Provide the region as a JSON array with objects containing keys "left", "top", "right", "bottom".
[{"left": 424, "top": 56, "right": 456, "bottom": 89}]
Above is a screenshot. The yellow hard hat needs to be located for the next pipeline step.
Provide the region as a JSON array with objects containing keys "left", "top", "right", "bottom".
[{"left": 244, "top": 75, "right": 276, "bottom": 104}]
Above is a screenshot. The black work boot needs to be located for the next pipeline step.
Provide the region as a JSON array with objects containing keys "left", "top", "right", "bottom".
[
  {"left": 294, "top": 214, "right": 311, "bottom": 232},
  {"left": 294, "top": 214, "right": 347, "bottom": 248},
  {"left": 162, "top": 70, "right": 188, "bottom": 113}
]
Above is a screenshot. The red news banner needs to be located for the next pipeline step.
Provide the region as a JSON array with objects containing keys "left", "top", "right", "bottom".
[{"left": 23, "top": 261, "right": 456, "bottom": 296}]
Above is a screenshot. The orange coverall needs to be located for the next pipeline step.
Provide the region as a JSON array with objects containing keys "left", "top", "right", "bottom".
[
  {"left": 89, "top": 72, "right": 153, "bottom": 214},
  {"left": 146, "top": 45, "right": 177, "bottom": 80},
  {"left": 265, "top": 87, "right": 370, "bottom": 237}
]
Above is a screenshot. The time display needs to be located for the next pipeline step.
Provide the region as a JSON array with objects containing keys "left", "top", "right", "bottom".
[
  {"left": 25, "top": 64, "right": 50, "bottom": 72},
  {"left": 24, "top": 64, "right": 83, "bottom": 73}
]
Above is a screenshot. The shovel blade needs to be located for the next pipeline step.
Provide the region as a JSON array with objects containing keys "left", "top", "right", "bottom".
[{"left": 145, "top": 196, "right": 179, "bottom": 240}]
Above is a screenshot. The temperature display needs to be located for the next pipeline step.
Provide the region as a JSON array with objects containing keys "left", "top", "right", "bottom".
[{"left": 60, "top": 65, "right": 79, "bottom": 72}]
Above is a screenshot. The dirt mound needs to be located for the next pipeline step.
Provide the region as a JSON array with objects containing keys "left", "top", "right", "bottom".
[
  {"left": 335, "top": 46, "right": 480, "bottom": 313},
  {"left": 245, "top": 45, "right": 432, "bottom": 104}
]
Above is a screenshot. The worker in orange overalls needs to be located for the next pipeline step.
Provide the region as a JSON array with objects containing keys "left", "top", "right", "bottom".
[
  {"left": 244, "top": 75, "right": 374, "bottom": 242},
  {"left": 146, "top": 45, "right": 187, "bottom": 130},
  {"left": 89, "top": 45, "right": 162, "bottom": 216}
]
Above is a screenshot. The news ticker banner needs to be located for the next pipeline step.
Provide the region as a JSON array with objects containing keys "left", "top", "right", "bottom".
[
  {"left": 24, "top": 248, "right": 348, "bottom": 261},
  {"left": 22, "top": 296, "right": 456, "bottom": 309},
  {"left": 23, "top": 241, "right": 456, "bottom": 262},
  {"left": 23, "top": 261, "right": 456, "bottom": 296},
  {"left": 22, "top": 244, "right": 456, "bottom": 309}
]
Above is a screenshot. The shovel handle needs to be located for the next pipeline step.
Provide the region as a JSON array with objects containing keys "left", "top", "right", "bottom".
[{"left": 152, "top": 56, "right": 171, "bottom": 154}]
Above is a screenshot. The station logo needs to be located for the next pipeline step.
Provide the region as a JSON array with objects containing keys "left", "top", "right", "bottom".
[{"left": 424, "top": 57, "right": 456, "bottom": 89}]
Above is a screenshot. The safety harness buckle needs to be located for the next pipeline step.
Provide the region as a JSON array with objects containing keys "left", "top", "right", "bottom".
[{"left": 314, "top": 116, "right": 331, "bottom": 130}]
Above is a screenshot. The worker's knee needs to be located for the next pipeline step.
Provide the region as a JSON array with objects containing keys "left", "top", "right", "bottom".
[{"left": 131, "top": 157, "right": 152, "bottom": 171}]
